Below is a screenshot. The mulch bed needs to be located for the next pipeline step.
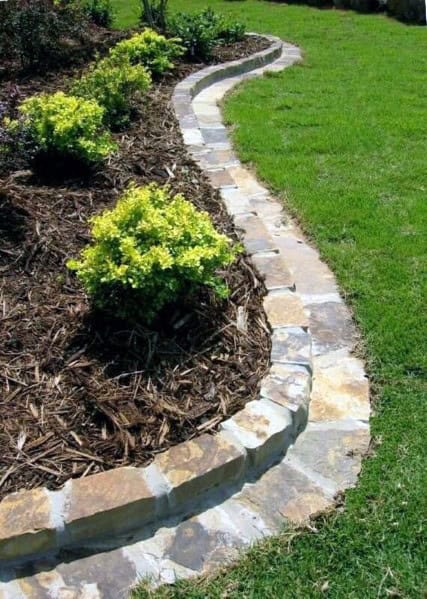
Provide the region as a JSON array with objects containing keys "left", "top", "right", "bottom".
[{"left": 0, "top": 36, "right": 271, "bottom": 500}]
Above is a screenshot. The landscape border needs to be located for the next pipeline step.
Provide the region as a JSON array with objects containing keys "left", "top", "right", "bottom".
[{"left": 0, "top": 36, "right": 370, "bottom": 577}]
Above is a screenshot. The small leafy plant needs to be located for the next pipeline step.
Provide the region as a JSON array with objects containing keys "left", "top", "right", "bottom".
[
  {"left": 68, "top": 183, "right": 238, "bottom": 322},
  {"left": 13, "top": 91, "right": 117, "bottom": 166},
  {"left": 83, "top": 0, "right": 114, "bottom": 27},
  {"left": 108, "top": 29, "right": 183, "bottom": 77},
  {"left": 168, "top": 8, "right": 246, "bottom": 62},
  {"left": 71, "top": 55, "right": 152, "bottom": 129}
]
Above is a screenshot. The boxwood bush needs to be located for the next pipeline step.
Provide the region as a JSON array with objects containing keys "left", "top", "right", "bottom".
[
  {"left": 68, "top": 183, "right": 239, "bottom": 322},
  {"left": 108, "top": 29, "right": 184, "bottom": 77},
  {"left": 71, "top": 55, "right": 152, "bottom": 129},
  {"left": 83, "top": 0, "right": 114, "bottom": 27},
  {"left": 12, "top": 91, "right": 116, "bottom": 166},
  {"left": 168, "top": 8, "right": 246, "bottom": 62}
]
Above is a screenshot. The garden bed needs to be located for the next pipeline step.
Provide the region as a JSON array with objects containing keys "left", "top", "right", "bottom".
[{"left": 0, "top": 35, "right": 271, "bottom": 501}]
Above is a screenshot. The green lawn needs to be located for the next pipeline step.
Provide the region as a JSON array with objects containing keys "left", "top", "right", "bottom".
[{"left": 113, "top": 1, "right": 427, "bottom": 597}]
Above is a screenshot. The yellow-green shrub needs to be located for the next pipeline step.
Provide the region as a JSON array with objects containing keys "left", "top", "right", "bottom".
[
  {"left": 16, "top": 91, "right": 116, "bottom": 165},
  {"left": 68, "top": 183, "right": 238, "bottom": 321},
  {"left": 71, "top": 55, "right": 152, "bottom": 129},
  {"left": 108, "top": 29, "right": 183, "bottom": 77}
]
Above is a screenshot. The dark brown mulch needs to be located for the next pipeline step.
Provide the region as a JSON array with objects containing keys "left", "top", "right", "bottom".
[{"left": 0, "top": 36, "right": 271, "bottom": 500}]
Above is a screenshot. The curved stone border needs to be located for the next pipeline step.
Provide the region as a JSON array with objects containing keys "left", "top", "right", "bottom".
[
  {"left": 0, "top": 36, "right": 307, "bottom": 568},
  {"left": 0, "top": 36, "right": 370, "bottom": 597}
]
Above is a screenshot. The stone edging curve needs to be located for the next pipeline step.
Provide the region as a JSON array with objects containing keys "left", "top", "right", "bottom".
[{"left": 0, "top": 36, "right": 370, "bottom": 588}]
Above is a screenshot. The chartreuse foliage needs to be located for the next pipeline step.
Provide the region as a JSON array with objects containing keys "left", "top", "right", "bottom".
[
  {"left": 68, "top": 184, "right": 238, "bottom": 321},
  {"left": 71, "top": 54, "right": 152, "bottom": 129},
  {"left": 108, "top": 28, "right": 183, "bottom": 76},
  {"left": 16, "top": 91, "right": 116, "bottom": 164}
]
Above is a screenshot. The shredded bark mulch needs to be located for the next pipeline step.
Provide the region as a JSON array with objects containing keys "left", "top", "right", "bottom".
[{"left": 0, "top": 36, "right": 271, "bottom": 500}]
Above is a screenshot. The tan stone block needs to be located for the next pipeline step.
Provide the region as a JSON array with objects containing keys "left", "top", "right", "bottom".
[
  {"left": 0, "top": 488, "right": 56, "bottom": 561},
  {"left": 252, "top": 253, "right": 294, "bottom": 290},
  {"left": 220, "top": 399, "right": 295, "bottom": 469},
  {"left": 310, "top": 354, "right": 370, "bottom": 421},
  {"left": 65, "top": 467, "right": 160, "bottom": 543},
  {"left": 228, "top": 166, "right": 267, "bottom": 197},
  {"left": 154, "top": 434, "right": 246, "bottom": 507},
  {"left": 263, "top": 290, "right": 309, "bottom": 329},
  {"left": 196, "top": 149, "right": 240, "bottom": 169},
  {"left": 274, "top": 232, "right": 339, "bottom": 295},
  {"left": 220, "top": 188, "right": 253, "bottom": 215},
  {"left": 250, "top": 196, "right": 286, "bottom": 231},
  {"left": 261, "top": 364, "right": 311, "bottom": 431},
  {"left": 206, "top": 169, "right": 236, "bottom": 189},
  {"left": 271, "top": 327, "right": 312, "bottom": 369},
  {"left": 234, "top": 214, "right": 277, "bottom": 255}
]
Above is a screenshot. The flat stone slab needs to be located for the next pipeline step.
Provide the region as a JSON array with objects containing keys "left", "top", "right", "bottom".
[
  {"left": 235, "top": 460, "right": 334, "bottom": 530},
  {"left": 234, "top": 213, "right": 278, "bottom": 254},
  {"left": 310, "top": 352, "right": 370, "bottom": 422},
  {"left": 286, "top": 421, "right": 370, "bottom": 494},
  {"left": 307, "top": 300, "right": 358, "bottom": 355},
  {"left": 252, "top": 252, "right": 295, "bottom": 290}
]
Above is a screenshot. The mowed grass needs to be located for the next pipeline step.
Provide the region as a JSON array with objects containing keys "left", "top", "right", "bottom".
[
  {"left": 112, "top": 0, "right": 141, "bottom": 28},
  {"left": 112, "top": 1, "right": 427, "bottom": 596}
]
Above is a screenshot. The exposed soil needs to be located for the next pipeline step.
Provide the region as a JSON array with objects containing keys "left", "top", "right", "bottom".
[{"left": 0, "top": 36, "right": 271, "bottom": 500}]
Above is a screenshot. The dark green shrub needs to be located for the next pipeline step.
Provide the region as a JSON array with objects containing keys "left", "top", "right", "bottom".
[
  {"left": 10, "top": 91, "right": 116, "bottom": 167},
  {"left": 68, "top": 183, "right": 239, "bottom": 322},
  {"left": 168, "top": 8, "right": 246, "bottom": 62},
  {"left": 0, "top": 86, "right": 36, "bottom": 170},
  {"left": 0, "top": 0, "right": 90, "bottom": 71},
  {"left": 109, "top": 29, "right": 184, "bottom": 77},
  {"left": 217, "top": 20, "right": 246, "bottom": 44},
  {"left": 333, "top": 0, "right": 381, "bottom": 11},
  {"left": 71, "top": 55, "right": 152, "bottom": 129},
  {"left": 83, "top": 0, "right": 114, "bottom": 27},
  {"left": 386, "top": 0, "right": 426, "bottom": 23}
]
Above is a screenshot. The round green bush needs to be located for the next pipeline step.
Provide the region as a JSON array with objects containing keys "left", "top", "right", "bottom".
[
  {"left": 83, "top": 0, "right": 114, "bottom": 27},
  {"left": 16, "top": 91, "right": 117, "bottom": 165},
  {"left": 71, "top": 55, "right": 152, "bottom": 129},
  {"left": 108, "top": 29, "right": 184, "bottom": 77},
  {"left": 68, "top": 183, "right": 239, "bottom": 322}
]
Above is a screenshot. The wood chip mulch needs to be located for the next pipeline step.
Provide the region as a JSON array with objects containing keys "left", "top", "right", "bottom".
[{"left": 0, "top": 36, "right": 271, "bottom": 500}]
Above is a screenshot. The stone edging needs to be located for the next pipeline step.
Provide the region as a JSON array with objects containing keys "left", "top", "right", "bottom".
[{"left": 0, "top": 36, "right": 370, "bottom": 584}]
